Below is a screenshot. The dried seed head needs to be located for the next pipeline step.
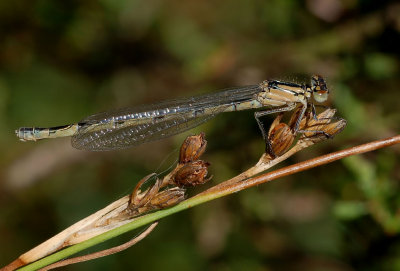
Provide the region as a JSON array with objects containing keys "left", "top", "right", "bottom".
[
  {"left": 266, "top": 113, "right": 295, "bottom": 158},
  {"left": 322, "top": 119, "right": 347, "bottom": 135},
  {"left": 300, "top": 108, "right": 346, "bottom": 141},
  {"left": 303, "top": 118, "right": 347, "bottom": 143},
  {"left": 267, "top": 122, "right": 295, "bottom": 158},
  {"left": 179, "top": 132, "right": 207, "bottom": 164},
  {"left": 266, "top": 105, "right": 346, "bottom": 157},
  {"left": 150, "top": 187, "right": 186, "bottom": 209},
  {"left": 129, "top": 173, "right": 161, "bottom": 208},
  {"left": 174, "top": 160, "right": 211, "bottom": 187}
]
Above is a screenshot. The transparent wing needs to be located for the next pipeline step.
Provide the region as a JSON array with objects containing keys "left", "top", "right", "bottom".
[
  {"left": 80, "top": 85, "right": 261, "bottom": 123},
  {"left": 71, "top": 85, "right": 261, "bottom": 151},
  {"left": 72, "top": 108, "right": 219, "bottom": 151}
]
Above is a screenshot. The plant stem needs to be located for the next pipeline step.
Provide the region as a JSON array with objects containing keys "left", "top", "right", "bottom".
[{"left": 14, "top": 135, "right": 400, "bottom": 271}]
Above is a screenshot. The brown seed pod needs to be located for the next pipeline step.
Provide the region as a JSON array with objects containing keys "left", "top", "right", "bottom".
[
  {"left": 174, "top": 160, "right": 211, "bottom": 187},
  {"left": 149, "top": 187, "right": 186, "bottom": 209},
  {"left": 179, "top": 132, "right": 207, "bottom": 164},
  {"left": 179, "top": 133, "right": 207, "bottom": 164},
  {"left": 267, "top": 113, "right": 295, "bottom": 158}
]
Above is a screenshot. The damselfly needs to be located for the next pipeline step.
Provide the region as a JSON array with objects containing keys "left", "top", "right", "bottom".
[{"left": 16, "top": 75, "right": 329, "bottom": 151}]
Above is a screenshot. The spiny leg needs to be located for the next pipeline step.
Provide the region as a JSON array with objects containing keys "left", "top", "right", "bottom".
[
  {"left": 298, "top": 104, "right": 345, "bottom": 139},
  {"left": 297, "top": 129, "right": 333, "bottom": 139},
  {"left": 292, "top": 100, "right": 308, "bottom": 133},
  {"left": 297, "top": 117, "right": 346, "bottom": 139}
]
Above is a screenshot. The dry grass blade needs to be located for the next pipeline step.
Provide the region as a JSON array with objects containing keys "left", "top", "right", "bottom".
[{"left": 37, "top": 222, "right": 158, "bottom": 271}]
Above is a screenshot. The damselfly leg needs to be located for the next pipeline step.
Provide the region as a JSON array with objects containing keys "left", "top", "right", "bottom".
[{"left": 254, "top": 103, "right": 298, "bottom": 144}]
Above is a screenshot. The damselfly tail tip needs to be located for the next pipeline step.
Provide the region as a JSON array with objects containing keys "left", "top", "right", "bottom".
[
  {"left": 15, "top": 128, "right": 23, "bottom": 141},
  {"left": 15, "top": 127, "right": 33, "bottom": 142}
]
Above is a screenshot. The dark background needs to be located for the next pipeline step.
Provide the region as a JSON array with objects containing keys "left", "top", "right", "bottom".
[{"left": 1, "top": 0, "right": 400, "bottom": 270}]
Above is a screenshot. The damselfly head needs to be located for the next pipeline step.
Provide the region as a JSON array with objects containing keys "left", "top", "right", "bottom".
[{"left": 311, "top": 75, "right": 329, "bottom": 103}]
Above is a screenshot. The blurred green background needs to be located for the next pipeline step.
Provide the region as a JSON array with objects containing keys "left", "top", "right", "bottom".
[{"left": 1, "top": 0, "right": 400, "bottom": 270}]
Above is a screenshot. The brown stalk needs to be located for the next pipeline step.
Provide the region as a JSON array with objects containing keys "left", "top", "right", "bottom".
[
  {"left": 37, "top": 222, "right": 158, "bottom": 271},
  {"left": 197, "top": 135, "right": 400, "bottom": 198}
]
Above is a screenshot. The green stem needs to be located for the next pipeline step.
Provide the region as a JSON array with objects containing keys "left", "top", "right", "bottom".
[
  {"left": 19, "top": 190, "right": 221, "bottom": 271},
  {"left": 19, "top": 134, "right": 400, "bottom": 270}
]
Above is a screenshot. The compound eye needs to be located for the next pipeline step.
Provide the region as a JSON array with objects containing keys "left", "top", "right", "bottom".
[
  {"left": 313, "top": 90, "right": 329, "bottom": 103},
  {"left": 311, "top": 75, "right": 329, "bottom": 103}
]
